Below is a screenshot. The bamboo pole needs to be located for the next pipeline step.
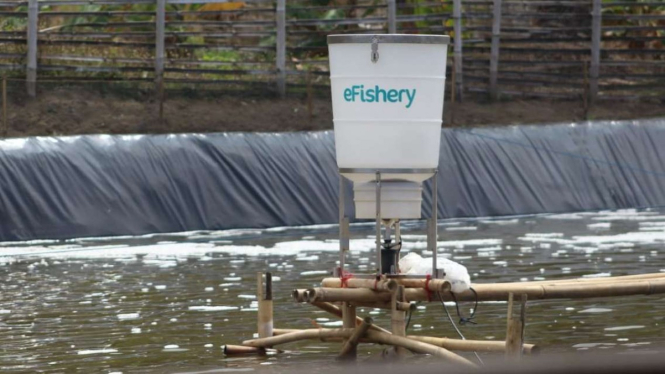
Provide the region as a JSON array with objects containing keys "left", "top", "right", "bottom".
[
  {"left": 391, "top": 286, "right": 407, "bottom": 357},
  {"left": 273, "top": 329, "right": 538, "bottom": 355},
  {"left": 308, "top": 287, "right": 447, "bottom": 303},
  {"left": 321, "top": 278, "right": 398, "bottom": 292},
  {"left": 223, "top": 345, "right": 276, "bottom": 355},
  {"left": 435, "top": 278, "right": 665, "bottom": 302},
  {"left": 257, "top": 272, "right": 273, "bottom": 339},
  {"left": 242, "top": 328, "right": 476, "bottom": 367},
  {"left": 408, "top": 336, "right": 538, "bottom": 355},
  {"left": 350, "top": 301, "right": 412, "bottom": 312},
  {"left": 321, "top": 277, "right": 447, "bottom": 292},
  {"left": 309, "top": 277, "right": 665, "bottom": 303},
  {"left": 292, "top": 289, "right": 308, "bottom": 303},
  {"left": 307, "top": 287, "right": 392, "bottom": 303},
  {"left": 337, "top": 317, "right": 373, "bottom": 361},
  {"left": 505, "top": 293, "right": 527, "bottom": 360},
  {"left": 341, "top": 302, "right": 357, "bottom": 358}
]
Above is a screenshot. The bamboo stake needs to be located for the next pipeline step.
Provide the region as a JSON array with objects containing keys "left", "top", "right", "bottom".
[
  {"left": 273, "top": 329, "right": 539, "bottom": 355},
  {"left": 391, "top": 286, "right": 407, "bottom": 357},
  {"left": 242, "top": 328, "right": 476, "bottom": 367},
  {"left": 341, "top": 302, "right": 357, "bottom": 358},
  {"left": 505, "top": 293, "right": 527, "bottom": 360},
  {"left": 337, "top": 317, "right": 373, "bottom": 361},
  {"left": 257, "top": 272, "right": 273, "bottom": 339}
]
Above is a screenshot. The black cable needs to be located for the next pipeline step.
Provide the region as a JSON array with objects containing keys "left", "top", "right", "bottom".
[
  {"left": 405, "top": 304, "right": 413, "bottom": 332},
  {"left": 437, "top": 291, "right": 484, "bottom": 366},
  {"left": 449, "top": 287, "right": 479, "bottom": 325}
]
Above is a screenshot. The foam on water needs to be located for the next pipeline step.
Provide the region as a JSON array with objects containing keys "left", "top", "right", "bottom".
[
  {"left": 188, "top": 306, "right": 237, "bottom": 312},
  {"left": 604, "top": 325, "right": 645, "bottom": 331},
  {"left": 77, "top": 349, "right": 118, "bottom": 355},
  {"left": 579, "top": 308, "right": 614, "bottom": 313}
]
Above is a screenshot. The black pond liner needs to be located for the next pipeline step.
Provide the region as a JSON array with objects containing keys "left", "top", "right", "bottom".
[{"left": 1, "top": 118, "right": 665, "bottom": 241}]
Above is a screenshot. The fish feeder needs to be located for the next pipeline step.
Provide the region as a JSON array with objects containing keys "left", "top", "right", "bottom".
[{"left": 329, "top": 34, "right": 449, "bottom": 278}]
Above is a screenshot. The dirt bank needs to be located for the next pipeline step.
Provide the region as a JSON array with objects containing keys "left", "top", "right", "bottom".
[{"left": 2, "top": 87, "right": 664, "bottom": 138}]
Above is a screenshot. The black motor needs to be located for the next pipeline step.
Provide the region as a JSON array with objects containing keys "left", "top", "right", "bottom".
[{"left": 380, "top": 239, "right": 402, "bottom": 274}]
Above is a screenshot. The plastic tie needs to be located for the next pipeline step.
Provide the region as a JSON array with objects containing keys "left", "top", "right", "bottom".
[{"left": 340, "top": 271, "right": 353, "bottom": 288}]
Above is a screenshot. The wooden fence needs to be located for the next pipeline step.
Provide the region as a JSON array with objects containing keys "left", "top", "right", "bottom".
[{"left": 0, "top": 0, "right": 663, "bottom": 101}]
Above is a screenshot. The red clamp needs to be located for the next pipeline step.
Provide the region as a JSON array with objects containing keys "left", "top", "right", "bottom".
[{"left": 424, "top": 274, "right": 434, "bottom": 302}]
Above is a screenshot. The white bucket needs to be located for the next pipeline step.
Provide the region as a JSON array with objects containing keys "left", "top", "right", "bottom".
[
  {"left": 353, "top": 181, "right": 422, "bottom": 219},
  {"left": 328, "top": 34, "right": 449, "bottom": 183}
]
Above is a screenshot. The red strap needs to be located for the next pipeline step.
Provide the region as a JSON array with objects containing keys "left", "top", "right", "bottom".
[
  {"left": 340, "top": 270, "right": 353, "bottom": 288},
  {"left": 373, "top": 277, "right": 379, "bottom": 291},
  {"left": 424, "top": 274, "right": 434, "bottom": 302}
]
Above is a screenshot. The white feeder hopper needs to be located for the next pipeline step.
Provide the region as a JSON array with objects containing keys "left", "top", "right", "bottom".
[{"left": 328, "top": 34, "right": 449, "bottom": 219}]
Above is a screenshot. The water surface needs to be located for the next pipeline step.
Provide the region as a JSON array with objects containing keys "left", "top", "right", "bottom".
[{"left": 2, "top": 209, "right": 665, "bottom": 372}]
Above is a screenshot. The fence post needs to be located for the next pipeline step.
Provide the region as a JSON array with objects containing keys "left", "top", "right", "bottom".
[
  {"left": 452, "top": 0, "right": 463, "bottom": 103},
  {"left": 26, "top": 0, "right": 38, "bottom": 97},
  {"left": 387, "top": 0, "right": 396, "bottom": 34},
  {"left": 590, "top": 0, "right": 601, "bottom": 102},
  {"left": 276, "top": 0, "right": 286, "bottom": 98},
  {"left": 489, "top": 0, "right": 502, "bottom": 101},
  {"left": 155, "top": 0, "right": 166, "bottom": 96}
]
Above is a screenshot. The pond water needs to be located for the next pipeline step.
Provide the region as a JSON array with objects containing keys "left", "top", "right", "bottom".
[{"left": 1, "top": 209, "right": 665, "bottom": 373}]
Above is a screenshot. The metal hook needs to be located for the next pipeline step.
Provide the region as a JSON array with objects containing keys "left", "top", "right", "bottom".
[{"left": 371, "top": 36, "right": 379, "bottom": 63}]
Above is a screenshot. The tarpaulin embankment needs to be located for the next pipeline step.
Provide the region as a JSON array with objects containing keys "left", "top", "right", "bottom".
[{"left": 1, "top": 118, "right": 665, "bottom": 241}]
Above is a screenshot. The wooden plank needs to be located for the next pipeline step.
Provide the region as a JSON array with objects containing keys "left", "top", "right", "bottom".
[
  {"left": 387, "top": 0, "right": 396, "bottom": 34},
  {"left": 489, "top": 0, "right": 502, "bottom": 101},
  {"left": 26, "top": 0, "right": 38, "bottom": 97},
  {"left": 453, "top": 0, "right": 463, "bottom": 102},
  {"left": 590, "top": 0, "right": 601, "bottom": 102},
  {"left": 276, "top": 0, "right": 286, "bottom": 98}
]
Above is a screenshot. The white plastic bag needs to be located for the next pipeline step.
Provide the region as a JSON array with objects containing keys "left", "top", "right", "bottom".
[{"left": 399, "top": 252, "right": 471, "bottom": 293}]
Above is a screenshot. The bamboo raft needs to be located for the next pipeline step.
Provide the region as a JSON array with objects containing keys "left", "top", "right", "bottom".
[{"left": 223, "top": 272, "right": 665, "bottom": 365}]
